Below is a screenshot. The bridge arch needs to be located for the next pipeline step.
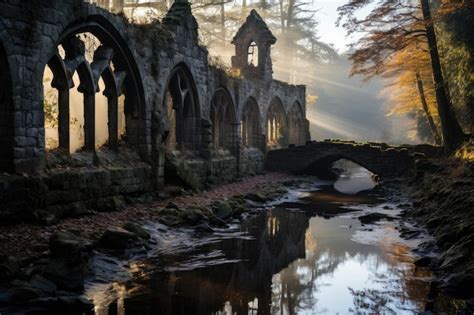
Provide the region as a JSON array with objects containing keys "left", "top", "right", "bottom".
[
  {"left": 210, "top": 87, "right": 238, "bottom": 154},
  {"left": 241, "top": 96, "right": 262, "bottom": 149},
  {"left": 266, "top": 97, "right": 288, "bottom": 150},
  {"left": 303, "top": 154, "right": 378, "bottom": 179},
  {"left": 163, "top": 62, "right": 201, "bottom": 151},
  {"left": 42, "top": 15, "right": 146, "bottom": 154},
  {"left": 288, "top": 100, "right": 306, "bottom": 146},
  {"left": 0, "top": 41, "right": 13, "bottom": 172}
]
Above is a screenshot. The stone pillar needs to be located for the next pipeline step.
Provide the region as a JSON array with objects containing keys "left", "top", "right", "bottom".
[
  {"left": 108, "top": 96, "right": 118, "bottom": 151},
  {"left": 84, "top": 93, "right": 96, "bottom": 151},
  {"left": 57, "top": 88, "right": 70, "bottom": 152}
]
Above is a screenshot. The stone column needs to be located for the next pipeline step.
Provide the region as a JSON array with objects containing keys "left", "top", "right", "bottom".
[
  {"left": 108, "top": 96, "right": 118, "bottom": 151},
  {"left": 57, "top": 88, "right": 70, "bottom": 152},
  {"left": 84, "top": 93, "right": 96, "bottom": 151}
]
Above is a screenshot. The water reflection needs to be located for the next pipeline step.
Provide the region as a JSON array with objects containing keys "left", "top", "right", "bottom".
[
  {"left": 332, "top": 159, "right": 377, "bottom": 194},
  {"left": 270, "top": 216, "right": 430, "bottom": 314},
  {"left": 88, "top": 164, "right": 430, "bottom": 315},
  {"left": 90, "top": 206, "right": 429, "bottom": 315}
]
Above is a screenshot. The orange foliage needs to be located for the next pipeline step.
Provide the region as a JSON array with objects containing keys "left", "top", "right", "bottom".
[{"left": 382, "top": 42, "right": 438, "bottom": 121}]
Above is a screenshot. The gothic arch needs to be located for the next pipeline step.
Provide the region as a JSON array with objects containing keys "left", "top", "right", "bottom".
[
  {"left": 288, "top": 101, "right": 306, "bottom": 146},
  {"left": 241, "top": 97, "right": 261, "bottom": 149},
  {"left": 163, "top": 62, "right": 201, "bottom": 150},
  {"left": 43, "top": 16, "right": 146, "bottom": 154},
  {"left": 210, "top": 87, "right": 238, "bottom": 153},
  {"left": 266, "top": 97, "right": 288, "bottom": 150},
  {"left": 0, "top": 41, "right": 13, "bottom": 172}
]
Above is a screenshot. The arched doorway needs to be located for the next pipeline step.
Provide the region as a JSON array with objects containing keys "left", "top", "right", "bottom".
[
  {"left": 43, "top": 18, "right": 144, "bottom": 155},
  {"left": 266, "top": 98, "right": 288, "bottom": 150},
  {"left": 241, "top": 97, "right": 261, "bottom": 149},
  {"left": 210, "top": 88, "right": 237, "bottom": 153},
  {"left": 288, "top": 101, "right": 305, "bottom": 146},
  {"left": 163, "top": 64, "right": 200, "bottom": 151}
]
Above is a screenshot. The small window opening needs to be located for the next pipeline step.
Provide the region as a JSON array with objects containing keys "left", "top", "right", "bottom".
[{"left": 247, "top": 41, "right": 259, "bottom": 67}]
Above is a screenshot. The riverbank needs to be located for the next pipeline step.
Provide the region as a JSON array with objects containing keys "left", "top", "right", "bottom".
[
  {"left": 403, "top": 148, "right": 474, "bottom": 312},
  {"left": 0, "top": 172, "right": 297, "bottom": 312},
  {"left": 0, "top": 172, "right": 293, "bottom": 257}
]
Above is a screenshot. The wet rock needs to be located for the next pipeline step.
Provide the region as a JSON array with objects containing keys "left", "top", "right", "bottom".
[
  {"left": 358, "top": 213, "right": 395, "bottom": 224},
  {"left": 211, "top": 201, "right": 233, "bottom": 220},
  {"left": 195, "top": 223, "right": 214, "bottom": 233},
  {"left": 244, "top": 192, "right": 266, "bottom": 203},
  {"left": 123, "top": 222, "right": 150, "bottom": 240},
  {"left": 414, "top": 256, "right": 431, "bottom": 267},
  {"left": 400, "top": 229, "right": 421, "bottom": 239},
  {"left": 49, "top": 230, "right": 91, "bottom": 259},
  {"left": 43, "top": 230, "right": 91, "bottom": 291},
  {"left": 0, "top": 255, "right": 19, "bottom": 282},
  {"left": 43, "top": 257, "right": 85, "bottom": 292},
  {"left": 98, "top": 227, "right": 138, "bottom": 249},
  {"left": 182, "top": 206, "right": 209, "bottom": 225}
]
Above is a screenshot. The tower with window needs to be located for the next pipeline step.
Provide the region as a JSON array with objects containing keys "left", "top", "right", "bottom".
[{"left": 231, "top": 10, "right": 276, "bottom": 80}]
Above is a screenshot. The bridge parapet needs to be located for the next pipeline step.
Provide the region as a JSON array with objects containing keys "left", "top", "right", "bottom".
[{"left": 265, "top": 140, "right": 441, "bottom": 178}]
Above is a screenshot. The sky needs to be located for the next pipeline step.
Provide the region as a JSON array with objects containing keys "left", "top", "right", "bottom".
[
  {"left": 314, "top": 1, "right": 350, "bottom": 52},
  {"left": 312, "top": 0, "right": 375, "bottom": 53}
]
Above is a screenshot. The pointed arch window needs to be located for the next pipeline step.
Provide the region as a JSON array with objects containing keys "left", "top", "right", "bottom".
[{"left": 247, "top": 41, "right": 259, "bottom": 67}]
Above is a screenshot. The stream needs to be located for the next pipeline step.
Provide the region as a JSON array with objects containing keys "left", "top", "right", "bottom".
[{"left": 86, "top": 161, "right": 433, "bottom": 315}]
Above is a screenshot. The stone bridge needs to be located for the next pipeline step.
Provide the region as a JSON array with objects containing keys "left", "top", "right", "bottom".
[
  {"left": 265, "top": 140, "right": 437, "bottom": 178},
  {"left": 0, "top": 0, "right": 310, "bottom": 222}
]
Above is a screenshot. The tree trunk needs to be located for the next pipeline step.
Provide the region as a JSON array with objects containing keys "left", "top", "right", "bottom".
[
  {"left": 279, "top": 0, "right": 285, "bottom": 30},
  {"left": 420, "top": 0, "right": 465, "bottom": 149},
  {"left": 221, "top": 2, "right": 225, "bottom": 45},
  {"left": 416, "top": 72, "right": 442, "bottom": 145},
  {"left": 242, "top": 0, "right": 247, "bottom": 20}
]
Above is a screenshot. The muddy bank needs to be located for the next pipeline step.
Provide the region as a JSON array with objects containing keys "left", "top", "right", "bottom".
[{"left": 402, "top": 154, "right": 474, "bottom": 312}]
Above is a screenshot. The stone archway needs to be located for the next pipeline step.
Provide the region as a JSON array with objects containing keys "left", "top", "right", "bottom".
[
  {"left": 266, "top": 97, "right": 288, "bottom": 150},
  {"left": 288, "top": 101, "right": 306, "bottom": 146},
  {"left": 210, "top": 88, "right": 237, "bottom": 154},
  {"left": 0, "top": 42, "right": 13, "bottom": 172},
  {"left": 163, "top": 63, "right": 201, "bottom": 151},
  {"left": 43, "top": 17, "right": 145, "bottom": 154},
  {"left": 241, "top": 97, "right": 261, "bottom": 149},
  {"left": 303, "top": 154, "right": 378, "bottom": 179}
]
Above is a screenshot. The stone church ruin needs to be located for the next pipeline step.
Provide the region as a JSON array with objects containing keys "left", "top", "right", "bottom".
[{"left": 0, "top": 0, "right": 309, "bottom": 223}]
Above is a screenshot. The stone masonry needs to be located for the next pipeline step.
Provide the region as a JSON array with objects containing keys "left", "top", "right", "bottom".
[{"left": 0, "top": 0, "right": 309, "bottom": 221}]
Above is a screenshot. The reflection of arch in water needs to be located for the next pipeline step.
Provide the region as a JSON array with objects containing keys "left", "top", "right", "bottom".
[
  {"left": 304, "top": 155, "right": 378, "bottom": 180},
  {"left": 241, "top": 96, "right": 261, "bottom": 149},
  {"left": 0, "top": 41, "right": 13, "bottom": 171},
  {"left": 210, "top": 87, "right": 237, "bottom": 152},
  {"left": 288, "top": 101, "right": 305, "bottom": 146},
  {"left": 101, "top": 207, "right": 310, "bottom": 315},
  {"left": 163, "top": 63, "right": 200, "bottom": 151},
  {"left": 266, "top": 97, "right": 288, "bottom": 149},
  {"left": 43, "top": 16, "right": 145, "bottom": 153}
]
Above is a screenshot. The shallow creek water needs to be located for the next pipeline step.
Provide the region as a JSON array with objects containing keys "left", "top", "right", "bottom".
[{"left": 86, "top": 166, "right": 433, "bottom": 315}]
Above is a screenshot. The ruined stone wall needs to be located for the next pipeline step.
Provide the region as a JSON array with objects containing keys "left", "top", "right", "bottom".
[{"left": 0, "top": 0, "right": 308, "bottom": 219}]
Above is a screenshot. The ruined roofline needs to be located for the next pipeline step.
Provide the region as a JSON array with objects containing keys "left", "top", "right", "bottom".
[{"left": 231, "top": 9, "right": 276, "bottom": 45}]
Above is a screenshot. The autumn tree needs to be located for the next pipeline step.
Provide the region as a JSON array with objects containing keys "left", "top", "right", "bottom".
[
  {"left": 382, "top": 42, "right": 442, "bottom": 144},
  {"left": 337, "top": 0, "right": 470, "bottom": 149}
]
